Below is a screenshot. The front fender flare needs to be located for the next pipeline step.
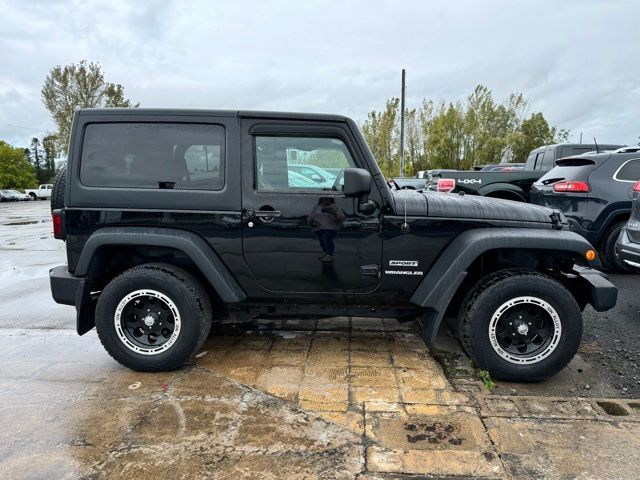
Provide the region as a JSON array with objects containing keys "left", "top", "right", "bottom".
[
  {"left": 75, "top": 226, "right": 246, "bottom": 303},
  {"left": 410, "top": 228, "right": 599, "bottom": 345}
]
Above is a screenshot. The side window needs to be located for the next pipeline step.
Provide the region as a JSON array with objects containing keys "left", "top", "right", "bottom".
[
  {"left": 255, "top": 136, "right": 356, "bottom": 192},
  {"left": 534, "top": 152, "right": 545, "bottom": 170},
  {"left": 541, "top": 149, "right": 556, "bottom": 170},
  {"left": 615, "top": 159, "right": 640, "bottom": 181},
  {"left": 525, "top": 153, "right": 536, "bottom": 170},
  {"left": 80, "top": 123, "right": 225, "bottom": 190}
]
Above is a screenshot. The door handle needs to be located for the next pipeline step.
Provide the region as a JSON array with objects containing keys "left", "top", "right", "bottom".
[{"left": 254, "top": 210, "right": 281, "bottom": 218}]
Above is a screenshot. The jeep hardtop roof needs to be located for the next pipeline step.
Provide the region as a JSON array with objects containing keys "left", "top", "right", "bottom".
[{"left": 76, "top": 108, "right": 351, "bottom": 123}]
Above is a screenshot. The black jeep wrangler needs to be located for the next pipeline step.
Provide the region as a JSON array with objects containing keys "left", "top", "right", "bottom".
[{"left": 49, "top": 108, "right": 617, "bottom": 381}]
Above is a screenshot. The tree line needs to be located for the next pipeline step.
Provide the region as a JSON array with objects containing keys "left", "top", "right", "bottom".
[{"left": 362, "top": 85, "right": 569, "bottom": 177}]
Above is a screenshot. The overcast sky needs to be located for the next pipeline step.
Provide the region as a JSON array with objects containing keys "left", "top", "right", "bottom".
[{"left": 1, "top": 0, "right": 639, "bottom": 148}]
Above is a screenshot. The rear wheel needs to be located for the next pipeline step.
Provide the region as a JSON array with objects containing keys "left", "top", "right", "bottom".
[
  {"left": 601, "top": 221, "right": 630, "bottom": 272},
  {"left": 95, "top": 264, "right": 212, "bottom": 371},
  {"left": 460, "top": 269, "right": 582, "bottom": 382},
  {"left": 29, "top": 192, "right": 37, "bottom": 201}
]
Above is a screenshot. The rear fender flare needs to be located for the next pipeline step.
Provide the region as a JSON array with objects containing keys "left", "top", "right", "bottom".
[{"left": 75, "top": 226, "right": 246, "bottom": 303}]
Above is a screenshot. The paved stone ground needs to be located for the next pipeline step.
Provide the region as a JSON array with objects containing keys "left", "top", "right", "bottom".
[{"left": 2, "top": 320, "right": 640, "bottom": 479}]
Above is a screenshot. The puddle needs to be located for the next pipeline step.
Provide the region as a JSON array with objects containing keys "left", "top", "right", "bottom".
[{"left": 1, "top": 220, "right": 49, "bottom": 226}]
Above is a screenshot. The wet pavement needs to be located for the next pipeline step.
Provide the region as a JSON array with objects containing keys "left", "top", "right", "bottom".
[{"left": 1, "top": 201, "right": 640, "bottom": 479}]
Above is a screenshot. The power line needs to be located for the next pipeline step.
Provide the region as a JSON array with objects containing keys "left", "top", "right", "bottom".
[{"left": 0, "top": 123, "right": 45, "bottom": 132}]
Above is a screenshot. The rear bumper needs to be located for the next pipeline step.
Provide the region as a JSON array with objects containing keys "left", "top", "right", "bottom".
[
  {"left": 50, "top": 266, "right": 96, "bottom": 335},
  {"left": 573, "top": 266, "right": 618, "bottom": 312},
  {"left": 615, "top": 227, "right": 640, "bottom": 268},
  {"left": 50, "top": 266, "right": 83, "bottom": 305}
]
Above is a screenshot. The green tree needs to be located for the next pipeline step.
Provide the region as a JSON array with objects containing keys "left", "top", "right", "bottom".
[
  {"left": 362, "top": 98, "right": 400, "bottom": 177},
  {"left": 363, "top": 85, "right": 567, "bottom": 175},
  {"left": 41, "top": 60, "right": 139, "bottom": 153},
  {"left": 510, "top": 113, "right": 569, "bottom": 163},
  {"left": 28, "top": 137, "right": 43, "bottom": 182},
  {"left": 42, "top": 134, "right": 58, "bottom": 179},
  {"left": 0, "top": 141, "right": 37, "bottom": 189}
]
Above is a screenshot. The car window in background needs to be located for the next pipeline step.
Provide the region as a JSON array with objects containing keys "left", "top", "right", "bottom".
[
  {"left": 542, "top": 148, "right": 556, "bottom": 170},
  {"left": 615, "top": 159, "right": 640, "bottom": 182}
]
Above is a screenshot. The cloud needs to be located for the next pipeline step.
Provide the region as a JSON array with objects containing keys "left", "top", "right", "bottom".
[{"left": 1, "top": 0, "right": 638, "bottom": 147}]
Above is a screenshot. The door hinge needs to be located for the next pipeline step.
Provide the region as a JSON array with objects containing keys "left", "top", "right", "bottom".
[{"left": 361, "top": 264, "right": 381, "bottom": 277}]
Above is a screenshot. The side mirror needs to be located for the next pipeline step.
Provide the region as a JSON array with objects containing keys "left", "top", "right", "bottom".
[
  {"left": 343, "top": 168, "right": 372, "bottom": 198},
  {"left": 342, "top": 168, "right": 375, "bottom": 214}
]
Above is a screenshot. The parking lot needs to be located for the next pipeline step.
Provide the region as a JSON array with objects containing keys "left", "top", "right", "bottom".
[{"left": 1, "top": 200, "right": 639, "bottom": 479}]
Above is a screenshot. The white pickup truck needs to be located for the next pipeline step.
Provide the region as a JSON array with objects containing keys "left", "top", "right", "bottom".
[{"left": 25, "top": 184, "right": 53, "bottom": 200}]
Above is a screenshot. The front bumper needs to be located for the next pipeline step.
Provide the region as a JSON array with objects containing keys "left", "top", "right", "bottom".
[
  {"left": 50, "top": 266, "right": 96, "bottom": 335},
  {"left": 615, "top": 227, "right": 640, "bottom": 268},
  {"left": 573, "top": 266, "right": 618, "bottom": 312}
]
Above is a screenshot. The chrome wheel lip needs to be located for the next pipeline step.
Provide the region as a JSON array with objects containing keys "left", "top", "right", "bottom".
[
  {"left": 114, "top": 289, "right": 181, "bottom": 356},
  {"left": 488, "top": 296, "right": 562, "bottom": 365}
]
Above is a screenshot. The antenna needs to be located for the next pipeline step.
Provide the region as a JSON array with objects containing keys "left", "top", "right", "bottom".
[{"left": 593, "top": 137, "right": 599, "bottom": 153}]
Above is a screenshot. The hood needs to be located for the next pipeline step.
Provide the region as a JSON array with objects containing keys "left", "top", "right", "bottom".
[{"left": 392, "top": 190, "right": 561, "bottom": 225}]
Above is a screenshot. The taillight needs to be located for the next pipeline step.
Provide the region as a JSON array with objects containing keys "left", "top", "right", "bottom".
[
  {"left": 633, "top": 180, "right": 640, "bottom": 192},
  {"left": 553, "top": 181, "right": 590, "bottom": 193},
  {"left": 52, "top": 210, "right": 63, "bottom": 239},
  {"left": 437, "top": 178, "right": 456, "bottom": 193}
]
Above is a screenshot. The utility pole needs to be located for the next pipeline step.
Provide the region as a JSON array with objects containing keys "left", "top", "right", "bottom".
[
  {"left": 579, "top": 132, "right": 583, "bottom": 144},
  {"left": 399, "top": 68, "right": 406, "bottom": 178}
]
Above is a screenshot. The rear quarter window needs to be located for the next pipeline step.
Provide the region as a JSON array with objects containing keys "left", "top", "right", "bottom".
[
  {"left": 80, "top": 123, "right": 225, "bottom": 190},
  {"left": 614, "top": 158, "right": 640, "bottom": 182}
]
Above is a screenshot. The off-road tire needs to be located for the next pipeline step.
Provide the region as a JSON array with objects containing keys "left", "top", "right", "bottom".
[
  {"left": 95, "top": 263, "right": 212, "bottom": 371},
  {"left": 29, "top": 192, "right": 37, "bottom": 201},
  {"left": 601, "top": 222, "right": 630, "bottom": 273},
  {"left": 460, "top": 269, "right": 582, "bottom": 382},
  {"left": 51, "top": 166, "right": 66, "bottom": 210}
]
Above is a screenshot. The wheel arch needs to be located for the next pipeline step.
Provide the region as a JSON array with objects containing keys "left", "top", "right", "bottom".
[
  {"left": 478, "top": 183, "right": 527, "bottom": 202},
  {"left": 410, "top": 228, "right": 601, "bottom": 345},
  {"left": 595, "top": 209, "right": 631, "bottom": 247},
  {"left": 76, "top": 227, "right": 246, "bottom": 304}
]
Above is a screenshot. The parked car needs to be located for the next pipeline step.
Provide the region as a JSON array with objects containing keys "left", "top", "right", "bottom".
[
  {"left": 49, "top": 108, "right": 616, "bottom": 381},
  {"left": 0, "top": 189, "right": 29, "bottom": 201},
  {"left": 288, "top": 164, "right": 337, "bottom": 188},
  {"left": 25, "top": 184, "right": 53, "bottom": 200},
  {"left": 427, "top": 143, "right": 625, "bottom": 201},
  {"left": 530, "top": 151, "right": 640, "bottom": 271},
  {"left": 0, "top": 190, "right": 15, "bottom": 202},
  {"left": 615, "top": 179, "right": 640, "bottom": 269},
  {"left": 6, "top": 189, "right": 30, "bottom": 201}
]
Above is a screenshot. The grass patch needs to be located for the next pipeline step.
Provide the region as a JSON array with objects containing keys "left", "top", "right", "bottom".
[{"left": 477, "top": 369, "right": 495, "bottom": 392}]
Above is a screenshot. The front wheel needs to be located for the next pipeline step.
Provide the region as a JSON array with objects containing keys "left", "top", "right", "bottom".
[
  {"left": 95, "top": 264, "right": 212, "bottom": 371},
  {"left": 460, "top": 270, "right": 582, "bottom": 382}
]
